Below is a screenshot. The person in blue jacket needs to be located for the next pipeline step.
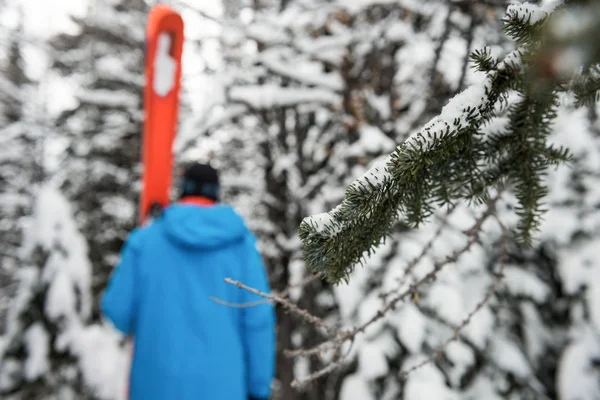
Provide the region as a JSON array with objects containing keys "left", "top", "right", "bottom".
[{"left": 101, "top": 162, "right": 276, "bottom": 400}]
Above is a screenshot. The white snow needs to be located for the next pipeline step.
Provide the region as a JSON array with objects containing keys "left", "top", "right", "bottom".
[
  {"left": 357, "top": 340, "right": 389, "bottom": 379},
  {"left": 538, "top": 206, "right": 580, "bottom": 245},
  {"left": 305, "top": 204, "right": 343, "bottom": 235},
  {"left": 352, "top": 155, "right": 392, "bottom": 188},
  {"left": 229, "top": 84, "right": 341, "bottom": 109},
  {"left": 556, "top": 238, "right": 600, "bottom": 296},
  {"left": 153, "top": 33, "right": 178, "bottom": 97},
  {"left": 293, "top": 357, "right": 310, "bottom": 382},
  {"left": 502, "top": 266, "right": 550, "bottom": 303},
  {"left": 31, "top": 184, "right": 93, "bottom": 321},
  {"left": 6, "top": 1, "right": 600, "bottom": 399},
  {"left": 358, "top": 293, "right": 386, "bottom": 339},
  {"left": 3, "top": 183, "right": 123, "bottom": 397},
  {"left": 385, "top": 21, "right": 412, "bottom": 42},
  {"left": 21, "top": 0, "right": 87, "bottom": 38},
  {"left": 506, "top": 3, "right": 549, "bottom": 25},
  {"left": 2, "top": 267, "right": 38, "bottom": 336},
  {"left": 45, "top": 266, "right": 77, "bottom": 322},
  {"left": 260, "top": 54, "right": 344, "bottom": 91},
  {"left": 335, "top": 0, "right": 405, "bottom": 13},
  {"left": 463, "top": 376, "right": 505, "bottom": 400},
  {"left": 66, "top": 324, "right": 129, "bottom": 400},
  {"left": 521, "top": 303, "right": 551, "bottom": 364},
  {"left": 97, "top": 55, "right": 144, "bottom": 87},
  {"left": 393, "top": 303, "right": 426, "bottom": 353},
  {"left": 462, "top": 305, "right": 494, "bottom": 349},
  {"left": 340, "top": 373, "right": 375, "bottom": 400},
  {"left": 557, "top": 325, "right": 600, "bottom": 400},
  {"left": 489, "top": 335, "right": 532, "bottom": 379},
  {"left": 295, "top": 34, "right": 353, "bottom": 66},
  {"left": 403, "top": 356, "right": 460, "bottom": 400},
  {"left": 426, "top": 283, "right": 465, "bottom": 326},
  {"left": 333, "top": 285, "right": 365, "bottom": 325},
  {"left": 0, "top": 359, "right": 20, "bottom": 393},
  {"left": 395, "top": 34, "right": 435, "bottom": 86},
  {"left": 23, "top": 323, "right": 49, "bottom": 381},
  {"left": 346, "top": 125, "right": 397, "bottom": 156},
  {"left": 76, "top": 88, "right": 139, "bottom": 109},
  {"left": 445, "top": 341, "right": 474, "bottom": 386},
  {"left": 418, "top": 80, "right": 489, "bottom": 148},
  {"left": 101, "top": 196, "right": 135, "bottom": 222},
  {"left": 438, "top": 34, "right": 468, "bottom": 91},
  {"left": 246, "top": 22, "right": 290, "bottom": 46}
]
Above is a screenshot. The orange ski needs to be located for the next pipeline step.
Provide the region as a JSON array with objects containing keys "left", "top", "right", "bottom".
[
  {"left": 139, "top": 4, "right": 184, "bottom": 224},
  {"left": 126, "top": 5, "right": 184, "bottom": 399}
]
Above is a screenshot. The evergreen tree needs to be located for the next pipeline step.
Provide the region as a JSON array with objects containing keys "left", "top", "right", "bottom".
[
  {"left": 48, "top": 0, "right": 147, "bottom": 317},
  {"left": 0, "top": 7, "right": 41, "bottom": 331},
  {"left": 1, "top": 1, "right": 148, "bottom": 398},
  {"left": 0, "top": 182, "right": 127, "bottom": 400}
]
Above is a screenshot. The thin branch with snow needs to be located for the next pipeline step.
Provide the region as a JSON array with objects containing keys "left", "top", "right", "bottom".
[
  {"left": 223, "top": 196, "right": 501, "bottom": 388},
  {"left": 399, "top": 218, "right": 509, "bottom": 378}
]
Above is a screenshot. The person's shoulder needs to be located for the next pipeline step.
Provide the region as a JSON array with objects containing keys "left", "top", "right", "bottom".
[
  {"left": 216, "top": 204, "right": 255, "bottom": 234},
  {"left": 123, "top": 222, "right": 155, "bottom": 251}
]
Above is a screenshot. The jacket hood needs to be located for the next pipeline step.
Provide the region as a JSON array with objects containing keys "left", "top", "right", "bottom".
[{"left": 161, "top": 204, "right": 248, "bottom": 249}]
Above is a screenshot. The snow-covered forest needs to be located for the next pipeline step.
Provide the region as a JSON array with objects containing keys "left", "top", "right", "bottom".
[{"left": 1, "top": 0, "right": 599, "bottom": 399}]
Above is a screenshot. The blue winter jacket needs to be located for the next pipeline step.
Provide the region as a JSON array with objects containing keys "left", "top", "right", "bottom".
[{"left": 101, "top": 203, "right": 276, "bottom": 400}]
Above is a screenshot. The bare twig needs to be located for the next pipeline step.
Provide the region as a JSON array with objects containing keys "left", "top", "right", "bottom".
[
  {"left": 210, "top": 297, "right": 272, "bottom": 308},
  {"left": 291, "top": 356, "right": 349, "bottom": 388},
  {"left": 213, "top": 274, "right": 319, "bottom": 308},
  {"left": 225, "top": 277, "right": 338, "bottom": 336},
  {"left": 399, "top": 222, "right": 509, "bottom": 378},
  {"left": 280, "top": 197, "right": 499, "bottom": 386},
  {"left": 290, "top": 335, "right": 355, "bottom": 388},
  {"left": 380, "top": 208, "right": 455, "bottom": 302},
  {"left": 223, "top": 194, "right": 502, "bottom": 389},
  {"left": 350, "top": 203, "right": 492, "bottom": 338}
]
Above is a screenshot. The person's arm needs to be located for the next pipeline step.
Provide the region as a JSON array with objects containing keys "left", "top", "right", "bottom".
[
  {"left": 101, "top": 231, "right": 141, "bottom": 336},
  {"left": 241, "top": 234, "right": 276, "bottom": 400}
]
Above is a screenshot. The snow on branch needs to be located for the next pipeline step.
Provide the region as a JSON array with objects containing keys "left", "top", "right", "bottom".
[
  {"left": 246, "top": 22, "right": 291, "bottom": 46},
  {"left": 228, "top": 84, "right": 341, "bottom": 109},
  {"left": 505, "top": 2, "right": 551, "bottom": 25},
  {"left": 297, "top": 0, "right": 582, "bottom": 283},
  {"left": 0, "top": 77, "right": 23, "bottom": 103},
  {"left": 26, "top": 183, "right": 93, "bottom": 322},
  {"left": 300, "top": 65, "right": 498, "bottom": 233},
  {"left": 295, "top": 44, "right": 519, "bottom": 284},
  {"left": 76, "top": 88, "right": 140, "bottom": 109},
  {"left": 259, "top": 54, "right": 345, "bottom": 92}
]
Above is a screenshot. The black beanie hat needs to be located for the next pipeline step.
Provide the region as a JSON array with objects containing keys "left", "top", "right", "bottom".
[{"left": 178, "top": 163, "right": 220, "bottom": 201}]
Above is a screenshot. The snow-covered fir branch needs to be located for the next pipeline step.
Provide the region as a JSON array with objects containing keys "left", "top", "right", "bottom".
[{"left": 298, "top": 1, "right": 594, "bottom": 284}]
